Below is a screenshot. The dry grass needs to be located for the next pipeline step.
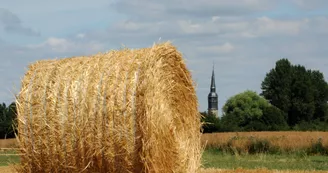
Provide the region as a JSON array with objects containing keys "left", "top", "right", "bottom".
[
  {"left": 0, "top": 167, "right": 326, "bottom": 173},
  {"left": 16, "top": 42, "right": 202, "bottom": 173},
  {"left": 200, "top": 168, "right": 328, "bottom": 173},
  {"left": 0, "top": 166, "right": 16, "bottom": 173},
  {"left": 201, "top": 132, "right": 328, "bottom": 153},
  {"left": 0, "top": 139, "right": 18, "bottom": 149}
]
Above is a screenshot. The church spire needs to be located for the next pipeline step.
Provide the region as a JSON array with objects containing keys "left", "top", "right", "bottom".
[
  {"left": 210, "top": 63, "right": 216, "bottom": 92},
  {"left": 208, "top": 62, "right": 219, "bottom": 117}
]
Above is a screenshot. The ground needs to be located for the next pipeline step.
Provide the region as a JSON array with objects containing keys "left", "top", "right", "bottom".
[{"left": 1, "top": 166, "right": 327, "bottom": 173}]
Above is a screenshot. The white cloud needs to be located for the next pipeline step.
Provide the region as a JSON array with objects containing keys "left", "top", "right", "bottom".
[
  {"left": 112, "top": 0, "right": 277, "bottom": 19},
  {"left": 114, "top": 20, "right": 154, "bottom": 31},
  {"left": 198, "top": 42, "right": 235, "bottom": 54},
  {"left": 254, "top": 16, "right": 307, "bottom": 36},
  {"left": 27, "top": 37, "right": 105, "bottom": 54},
  {"left": 177, "top": 20, "right": 205, "bottom": 34},
  {"left": 106, "top": 15, "right": 311, "bottom": 43},
  {"left": 76, "top": 33, "right": 85, "bottom": 39},
  {"left": 28, "top": 37, "right": 73, "bottom": 52}
]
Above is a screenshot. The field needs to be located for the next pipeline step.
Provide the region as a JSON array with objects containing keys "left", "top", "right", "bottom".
[
  {"left": 202, "top": 148, "right": 328, "bottom": 170},
  {"left": 0, "top": 132, "right": 327, "bottom": 172},
  {"left": 0, "top": 139, "right": 18, "bottom": 149},
  {"left": 202, "top": 131, "right": 328, "bottom": 154}
]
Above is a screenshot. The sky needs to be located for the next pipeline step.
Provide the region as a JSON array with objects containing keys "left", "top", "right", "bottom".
[{"left": 0, "top": 0, "right": 328, "bottom": 114}]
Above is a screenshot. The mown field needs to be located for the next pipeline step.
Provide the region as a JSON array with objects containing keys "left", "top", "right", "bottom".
[{"left": 0, "top": 131, "right": 327, "bottom": 172}]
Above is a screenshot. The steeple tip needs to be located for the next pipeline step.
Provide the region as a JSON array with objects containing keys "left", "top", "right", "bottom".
[{"left": 210, "top": 63, "right": 216, "bottom": 92}]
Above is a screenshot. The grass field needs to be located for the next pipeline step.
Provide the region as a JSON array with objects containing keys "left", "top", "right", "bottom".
[
  {"left": 0, "top": 132, "right": 327, "bottom": 172},
  {"left": 0, "top": 151, "right": 327, "bottom": 172},
  {"left": 202, "top": 148, "right": 328, "bottom": 170},
  {"left": 0, "top": 149, "right": 19, "bottom": 167}
]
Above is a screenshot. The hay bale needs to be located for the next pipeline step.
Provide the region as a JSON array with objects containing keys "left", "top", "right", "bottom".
[{"left": 16, "top": 42, "right": 202, "bottom": 173}]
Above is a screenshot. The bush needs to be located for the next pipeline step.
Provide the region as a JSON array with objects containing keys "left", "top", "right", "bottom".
[
  {"left": 248, "top": 138, "right": 272, "bottom": 154},
  {"left": 292, "top": 120, "right": 328, "bottom": 131},
  {"left": 307, "top": 138, "right": 328, "bottom": 155}
]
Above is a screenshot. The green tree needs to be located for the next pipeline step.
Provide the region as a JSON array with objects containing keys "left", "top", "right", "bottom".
[
  {"left": 261, "top": 106, "right": 289, "bottom": 131},
  {"left": 308, "top": 70, "right": 328, "bottom": 122},
  {"left": 221, "top": 90, "right": 287, "bottom": 131},
  {"left": 261, "top": 58, "right": 328, "bottom": 126},
  {"left": 0, "top": 103, "right": 7, "bottom": 137},
  {"left": 261, "top": 58, "right": 292, "bottom": 114},
  {"left": 289, "top": 65, "right": 315, "bottom": 125},
  {"left": 0, "top": 102, "right": 17, "bottom": 139}
]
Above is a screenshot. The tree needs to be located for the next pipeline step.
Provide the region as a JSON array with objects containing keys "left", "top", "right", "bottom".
[
  {"left": 221, "top": 90, "right": 288, "bottom": 131},
  {"left": 200, "top": 111, "right": 220, "bottom": 133},
  {"left": 0, "top": 102, "right": 17, "bottom": 139},
  {"left": 261, "top": 58, "right": 328, "bottom": 126},
  {"left": 261, "top": 58, "right": 292, "bottom": 114},
  {"left": 308, "top": 70, "right": 328, "bottom": 121},
  {"left": 261, "top": 106, "right": 289, "bottom": 131},
  {"left": 288, "top": 65, "right": 315, "bottom": 125}
]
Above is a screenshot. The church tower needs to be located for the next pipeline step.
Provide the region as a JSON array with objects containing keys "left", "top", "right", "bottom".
[{"left": 208, "top": 64, "right": 218, "bottom": 117}]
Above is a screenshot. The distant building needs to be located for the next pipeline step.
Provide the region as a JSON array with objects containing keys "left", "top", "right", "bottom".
[{"left": 208, "top": 65, "right": 218, "bottom": 117}]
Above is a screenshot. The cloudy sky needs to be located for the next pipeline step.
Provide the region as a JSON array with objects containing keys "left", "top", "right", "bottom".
[{"left": 1, "top": 0, "right": 328, "bottom": 114}]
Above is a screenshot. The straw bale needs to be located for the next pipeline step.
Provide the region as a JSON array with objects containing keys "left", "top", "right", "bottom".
[{"left": 16, "top": 42, "right": 202, "bottom": 173}]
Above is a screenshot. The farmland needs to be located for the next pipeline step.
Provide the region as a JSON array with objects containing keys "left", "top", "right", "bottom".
[
  {"left": 200, "top": 131, "right": 328, "bottom": 172},
  {"left": 201, "top": 131, "right": 328, "bottom": 154},
  {"left": 0, "top": 131, "right": 327, "bottom": 172},
  {"left": 202, "top": 148, "right": 328, "bottom": 170}
]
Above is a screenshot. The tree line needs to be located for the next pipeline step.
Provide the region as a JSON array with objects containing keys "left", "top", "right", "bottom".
[
  {"left": 202, "top": 58, "right": 328, "bottom": 133},
  {"left": 0, "top": 102, "right": 17, "bottom": 139}
]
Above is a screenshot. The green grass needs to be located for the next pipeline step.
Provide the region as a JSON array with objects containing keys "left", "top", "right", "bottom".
[
  {"left": 202, "top": 148, "right": 328, "bottom": 171},
  {"left": 0, "top": 148, "right": 327, "bottom": 171},
  {"left": 0, "top": 150, "right": 20, "bottom": 166}
]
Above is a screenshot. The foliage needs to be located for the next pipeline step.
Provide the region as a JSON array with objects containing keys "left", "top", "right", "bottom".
[
  {"left": 248, "top": 137, "right": 273, "bottom": 154},
  {"left": 221, "top": 90, "right": 268, "bottom": 131},
  {"left": 221, "top": 90, "right": 287, "bottom": 131},
  {"left": 0, "top": 102, "right": 17, "bottom": 139},
  {"left": 261, "top": 58, "right": 328, "bottom": 126},
  {"left": 261, "top": 58, "right": 293, "bottom": 113},
  {"left": 308, "top": 70, "right": 328, "bottom": 122},
  {"left": 261, "top": 106, "right": 289, "bottom": 131},
  {"left": 307, "top": 138, "right": 328, "bottom": 155}
]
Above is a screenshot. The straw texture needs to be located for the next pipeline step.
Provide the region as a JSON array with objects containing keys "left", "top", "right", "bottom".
[{"left": 16, "top": 42, "right": 202, "bottom": 173}]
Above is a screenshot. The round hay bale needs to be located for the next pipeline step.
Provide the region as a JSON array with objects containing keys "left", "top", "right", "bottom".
[{"left": 16, "top": 42, "right": 202, "bottom": 173}]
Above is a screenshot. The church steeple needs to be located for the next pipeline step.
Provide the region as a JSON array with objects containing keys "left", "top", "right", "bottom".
[
  {"left": 210, "top": 64, "right": 216, "bottom": 93},
  {"left": 208, "top": 63, "right": 218, "bottom": 117}
]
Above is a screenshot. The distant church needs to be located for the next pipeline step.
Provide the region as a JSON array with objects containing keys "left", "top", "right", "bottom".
[{"left": 207, "top": 65, "right": 219, "bottom": 117}]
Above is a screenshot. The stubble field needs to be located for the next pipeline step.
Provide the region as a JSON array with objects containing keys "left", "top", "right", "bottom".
[{"left": 201, "top": 131, "right": 328, "bottom": 152}]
